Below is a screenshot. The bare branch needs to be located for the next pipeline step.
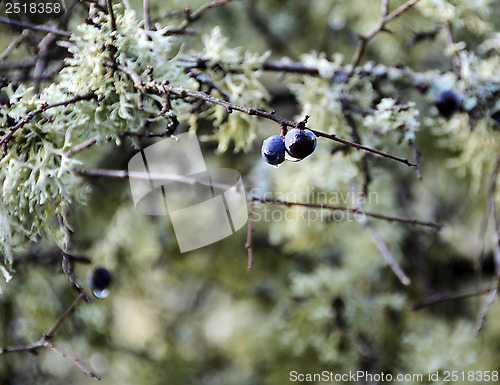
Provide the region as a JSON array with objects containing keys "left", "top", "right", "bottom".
[
  {"left": 442, "top": 20, "right": 462, "bottom": 74},
  {"left": 487, "top": 158, "right": 500, "bottom": 277},
  {"left": 143, "top": 0, "right": 151, "bottom": 31},
  {"left": 477, "top": 283, "right": 498, "bottom": 333},
  {"left": 410, "top": 286, "right": 494, "bottom": 310},
  {"left": 166, "top": 0, "right": 234, "bottom": 35},
  {"left": 44, "top": 293, "right": 87, "bottom": 339},
  {"left": 46, "top": 342, "right": 101, "bottom": 380},
  {"left": 113, "top": 63, "right": 416, "bottom": 167},
  {"left": 0, "top": 30, "right": 29, "bottom": 61},
  {"left": 250, "top": 194, "right": 442, "bottom": 230},
  {"left": 362, "top": 216, "right": 411, "bottom": 285},
  {"left": 65, "top": 130, "right": 175, "bottom": 158},
  {"left": 0, "top": 16, "right": 71, "bottom": 36},
  {"left": 245, "top": 201, "right": 255, "bottom": 271},
  {"left": 65, "top": 137, "right": 100, "bottom": 158},
  {"left": 409, "top": 140, "right": 422, "bottom": 179},
  {"left": 0, "top": 293, "right": 99, "bottom": 380},
  {"left": 261, "top": 61, "right": 319, "bottom": 75},
  {"left": 105, "top": 0, "right": 116, "bottom": 31},
  {"left": 34, "top": 32, "right": 59, "bottom": 93},
  {"left": 73, "top": 167, "right": 443, "bottom": 230},
  {"left": 350, "top": 0, "right": 422, "bottom": 71}
]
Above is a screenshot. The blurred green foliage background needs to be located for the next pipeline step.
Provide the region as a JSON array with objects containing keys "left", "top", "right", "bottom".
[{"left": 1, "top": 0, "right": 500, "bottom": 384}]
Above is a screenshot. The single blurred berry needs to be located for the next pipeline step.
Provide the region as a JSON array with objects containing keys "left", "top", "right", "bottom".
[
  {"left": 284, "top": 128, "right": 317, "bottom": 160},
  {"left": 87, "top": 266, "right": 112, "bottom": 298},
  {"left": 261, "top": 135, "right": 286, "bottom": 165},
  {"left": 491, "top": 110, "right": 500, "bottom": 127},
  {"left": 435, "top": 90, "right": 461, "bottom": 118}
]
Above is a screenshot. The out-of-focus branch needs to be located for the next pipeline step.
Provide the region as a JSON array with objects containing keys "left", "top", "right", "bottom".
[
  {"left": 350, "top": 0, "right": 422, "bottom": 72},
  {"left": 0, "top": 16, "right": 71, "bottom": 36},
  {"left": 0, "top": 293, "right": 100, "bottom": 380},
  {"left": 114, "top": 63, "right": 417, "bottom": 167},
  {"left": 487, "top": 158, "right": 500, "bottom": 277},
  {"left": 442, "top": 20, "right": 462, "bottom": 74},
  {"left": 364, "top": 220, "right": 411, "bottom": 285},
  {"left": 410, "top": 286, "right": 493, "bottom": 310},
  {"left": 73, "top": 167, "right": 443, "bottom": 230},
  {"left": 165, "top": 0, "right": 234, "bottom": 35},
  {"left": 245, "top": 201, "right": 255, "bottom": 271},
  {"left": 0, "top": 30, "right": 30, "bottom": 60}
]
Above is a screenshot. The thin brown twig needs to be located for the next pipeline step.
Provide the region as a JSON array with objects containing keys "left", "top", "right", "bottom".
[
  {"left": 34, "top": 32, "right": 58, "bottom": 93},
  {"left": 0, "top": 30, "right": 29, "bottom": 61},
  {"left": 191, "top": 58, "right": 431, "bottom": 93},
  {"left": 58, "top": 215, "right": 91, "bottom": 299},
  {"left": 261, "top": 60, "right": 319, "bottom": 75},
  {"left": 105, "top": 0, "right": 116, "bottom": 31},
  {"left": 47, "top": 343, "right": 100, "bottom": 380},
  {"left": 0, "top": 293, "right": 100, "bottom": 380},
  {"left": 442, "top": 20, "right": 462, "bottom": 74},
  {"left": 404, "top": 26, "right": 441, "bottom": 51},
  {"left": 410, "top": 286, "right": 494, "bottom": 310},
  {"left": 244, "top": 1, "right": 297, "bottom": 60},
  {"left": 409, "top": 140, "right": 422, "bottom": 179},
  {"left": 166, "top": 0, "right": 234, "bottom": 35},
  {"left": 0, "top": 49, "right": 70, "bottom": 71},
  {"left": 113, "top": 63, "right": 416, "bottom": 167},
  {"left": 104, "top": 0, "right": 118, "bottom": 75},
  {"left": 245, "top": 201, "right": 255, "bottom": 271},
  {"left": 477, "top": 282, "right": 498, "bottom": 333},
  {"left": 351, "top": 183, "right": 410, "bottom": 285},
  {"left": 44, "top": 293, "right": 86, "bottom": 339},
  {"left": 65, "top": 130, "right": 175, "bottom": 158},
  {"left": 13, "top": 249, "right": 92, "bottom": 268},
  {"left": 73, "top": 167, "right": 443, "bottom": 230},
  {"left": 143, "top": 0, "right": 151, "bottom": 31},
  {"left": 65, "top": 137, "right": 99, "bottom": 158},
  {"left": 250, "top": 194, "right": 442, "bottom": 230},
  {"left": 0, "top": 16, "right": 72, "bottom": 36},
  {"left": 364, "top": 220, "right": 411, "bottom": 285},
  {"left": 342, "top": 106, "right": 372, "bottom": 195},
  {"left": 474, "top": 159, "right": 500, "bottom": 330},
  {"left": 487, "top": 157, "right": 500, "bottom": 277}
]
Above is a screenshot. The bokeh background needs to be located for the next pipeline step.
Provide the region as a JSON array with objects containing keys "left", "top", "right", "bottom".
[{"left": 1, "top": 0, "right": 500, "bottom": 384}]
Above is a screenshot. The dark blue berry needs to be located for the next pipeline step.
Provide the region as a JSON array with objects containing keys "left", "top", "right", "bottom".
[
  {"left": 435, "top": 90, "right": 461, "bottom": 118},
  {"left": 261, "top": 135, "right": 286, "bottom": 165},
  {"left": 284, "top": 128, "right": 317, "bottom": 160},
  {"left": 87, "top": 267, "right": 112, "bottom": 298},
  {"left": 491, "top": 110, "right": 500, "bottom": 127}
]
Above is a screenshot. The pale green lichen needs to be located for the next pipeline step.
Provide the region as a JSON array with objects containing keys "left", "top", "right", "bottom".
[
  {"left": 0, "top": 3, "right": 272, "bottom": 285},
  {"left": 195, "top": 27, "right": 271, "bottom": 152},
  {"left": 363, "top": 98, "right": 420, "bottom": 143},
  {"left": 416, "top": 0, "right": 492, "bottom": 34}
]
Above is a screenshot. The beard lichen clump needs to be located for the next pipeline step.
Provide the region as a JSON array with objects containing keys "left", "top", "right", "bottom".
[{"left": 0, "top": 3, "right": 272, "bottom": 286}]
